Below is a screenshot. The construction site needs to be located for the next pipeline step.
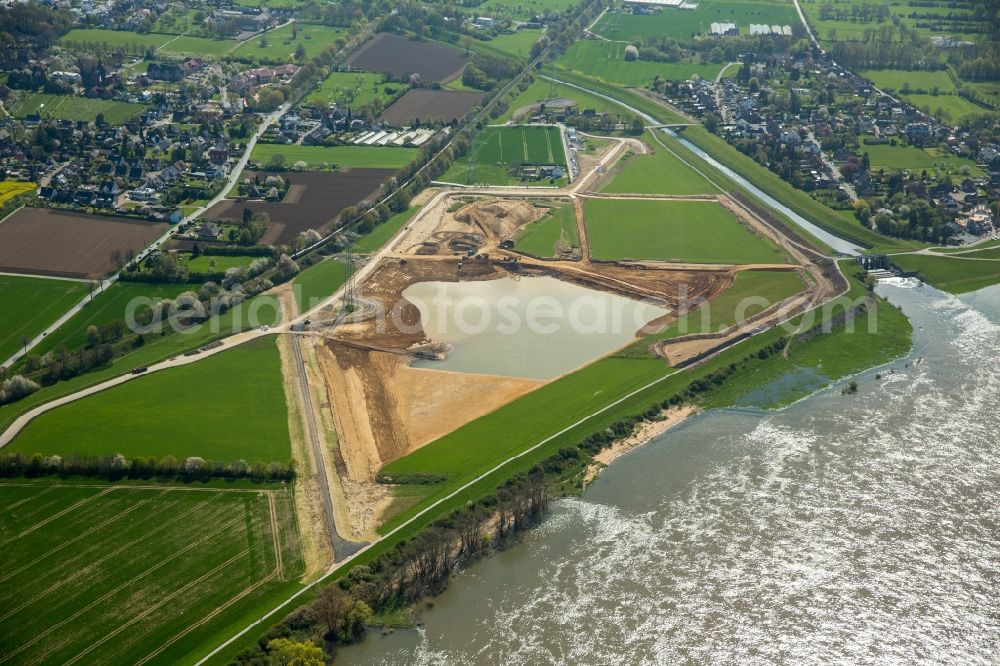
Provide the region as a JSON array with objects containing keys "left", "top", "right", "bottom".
[{"left": 279, "top": 133, "right": 847, "bottom": 559}]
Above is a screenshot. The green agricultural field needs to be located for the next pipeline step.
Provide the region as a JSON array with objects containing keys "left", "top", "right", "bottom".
[
  {"left": 230, "top": 23, "right": 347, "bottom": 62},
  {"left": 859, "top": 69, "right": 955, "bottom": 94},
  {"left": 498, "top": 77, "right": 622, "bottom": 123},
  {"left": 584, "top": 199, "right": 788, "bottom": 264},
  {"left": 250, "top": 144, "right": 418, "bottom": 170},
  {"left": 602, "top": 131, "right": 718, "bottom": 195},
  {"left": 0, "top": 482, "right": 303, "bottom": 665},
  {"left": 304, "top": 72, "right": 396, "bottom": 108},
  {"left": 860, "top": 138, "right": 982, "bottom": 176},
  {"left": 903, "top": 93, "right": 990, "bottom": 123},
  {"left": 476, "top": 29, "right": 542, "bottom": 59},
  {"left": 29, "top": 282, "right": 193, "bottom": 358},
  {"left": 514, "top": 203, "right": 579, "bottom": 257},
  {"left": 442, "top": 125, "right": 567, "bottom": 185},
  {"left": 892, "top": 253, "right": 1000, "bottom": 293},
  {"left": 9, "top": 93, "right": 147, "bottom": 124},
  {"left": 292, "top": 258, "right": 348, "bottom": 313},
  {"left": 0, "top": 276, "right": 88, "bottom": 362},
  {"left": 558, "top": 41, "right": 724, "bottom": 87},
  {"left": 11, "top": 337, "right": 290, "bottom": 461},
  {"left": 593, "top": 1, "right": 799, "bottom": 41},
  {"left": 355, "top": 206, "right": 421, "bottom": 253},
  {"left": 0, "top": 294, "right": 282, "bottom": 435}
]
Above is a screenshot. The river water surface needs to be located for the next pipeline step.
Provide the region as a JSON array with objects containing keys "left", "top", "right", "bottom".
[{"left": 341, "top": 279, "right": 1000, "bottom": 665}]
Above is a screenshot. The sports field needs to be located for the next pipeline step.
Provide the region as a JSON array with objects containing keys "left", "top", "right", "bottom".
[
  {"left": 9, "top": 93, "right": 147, "bottom": 124},
  {"left": 443, "top": 126, "right": 567, "bottom": 185},
  {"left": 478, "top": 125, "right": 566, "bottom": 165},
  {"left": 250, "top": 144, "right": 418, "bottom": 170},
  {"left": 59, "top": 28, "right": 236, "bottom": 58},
  {"left": 0, "top": 275, "right": 88, "bottom": 362},
  {"left": 0, "top": 482, "right": 302, "bottom": 665},
  {"left": 10, "top": 338, "right": 291, "bottom": 462},
  {"left": 558, "top": 41, "right": 724, "bottom": 87},
  {"left": 602, "top": 132, "right": 718, "bottom": 195},
  {"left": 583, "top": 199, "right": 787, "bottom": 264},
  {"left": 514, "top": 204, "right": 580, "bottom": 257},
  {"left": 593, "top": 1, "right": 798, "bottom": 41}
]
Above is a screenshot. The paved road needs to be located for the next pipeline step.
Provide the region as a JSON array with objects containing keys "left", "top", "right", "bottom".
[
  {"left": 0, "top": 103, "right": 287, "bottom": 370},
  {"left": 289, "top": 335, "right": 366, "bottom": 561}
]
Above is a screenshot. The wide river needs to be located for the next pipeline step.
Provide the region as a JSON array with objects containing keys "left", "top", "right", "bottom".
[{"left": 341, "top": 279, "right": 1000, "bottom": 664}]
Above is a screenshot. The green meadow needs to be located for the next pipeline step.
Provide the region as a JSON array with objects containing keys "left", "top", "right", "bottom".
[
  {"left": 558, "top": 41, "right": 724, "bottom": 87},
  {"left": 602, "top": 132, "right": 718, "bottom": 195},
  {"left": 11, "top": 337, "right": 290, "bottom": 461},
  {"left": 583, "top": 198, "right": 788, "bottom": 264},
  {"left": 0, "top": 276, "right": 88, "bottom": 362},
  {"left": 514, "top": 203, "right": 580, "bottom": 257},
  {"left": 250, "top": 144, "right": 418, "bottom": 170}
]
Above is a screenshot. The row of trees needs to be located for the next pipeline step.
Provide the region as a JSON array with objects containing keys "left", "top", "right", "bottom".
[{"left": 0, "top": 451, "right": 297, "bottom": 481}]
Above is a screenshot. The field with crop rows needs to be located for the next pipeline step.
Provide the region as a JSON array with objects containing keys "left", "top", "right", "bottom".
[{"left": 0, "top": 482, "right": 302, "bottom": 665}]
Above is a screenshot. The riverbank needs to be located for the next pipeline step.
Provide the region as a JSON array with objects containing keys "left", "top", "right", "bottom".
[{"left": 585, "top": 405, "right": 699, "bottom": 483}]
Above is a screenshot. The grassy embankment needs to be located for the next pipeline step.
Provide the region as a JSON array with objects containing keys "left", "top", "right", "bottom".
[
  {"left": 892, "top": 253, "right": 1000, "bottom": 293},
  {"left": 584, "top": 198, "right": 790, "bottom": 264},
  {"left": 292, "top": 259, "right": 348, "bottom": 313},
  {"left": 9, "top": 337, "right": 290, "bottom": 461},
  {"left": 0, "top": 481, "right": 303, "bottom": 665},
  {"left": 514, "top": 203, "right": 579, "bottom": 257},
  {"left": 601, "top": 131, "right": 717, "bottom": 194},
  {"left": 616, "top": 269, "right": 809, "bottom": 357},
  {"left": 354, "top": 206, "right": 421, "bottom": 253},
  {"left": 0, "top": 276, "right": 88, "bottom": 361}
]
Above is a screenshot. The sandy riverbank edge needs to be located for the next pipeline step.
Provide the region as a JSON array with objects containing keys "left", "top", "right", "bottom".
[{"left": 584, "top": 405, "right": 700, "bottom": 483}]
